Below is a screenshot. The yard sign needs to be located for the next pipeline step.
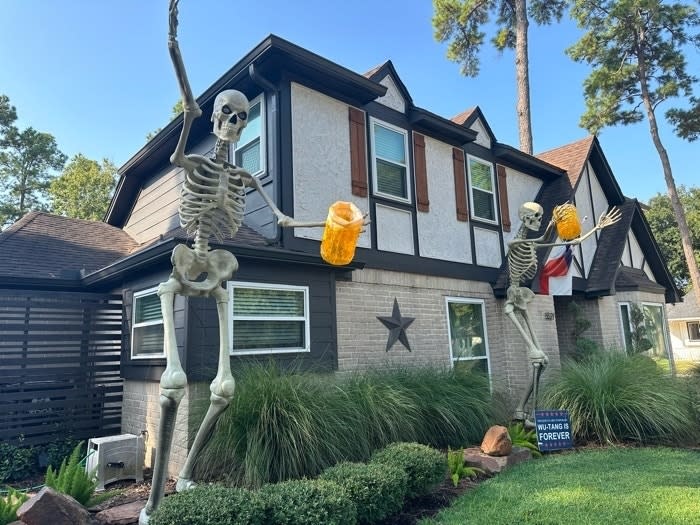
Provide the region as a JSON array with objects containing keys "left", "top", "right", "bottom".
[{"left": 534, "top": 410, "right": 573, "bottom": 452}]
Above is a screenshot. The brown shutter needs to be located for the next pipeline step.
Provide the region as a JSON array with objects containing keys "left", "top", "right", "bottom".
[
  {"left": 452, "top": 148, "right": 468, "bottom": 222},
  {"left": 348, "top": 107, "right": 368, "bottom": 197},
  {"left": 496, "top": 164, "right": 511, "bottom": 232},
  {"left": 413, "top": 132, "right": 429, "bottom": 212}
]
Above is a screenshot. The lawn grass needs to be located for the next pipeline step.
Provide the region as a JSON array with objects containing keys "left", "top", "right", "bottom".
[{"left": 422, "top": 448, "right": 700, "bottom": 525}]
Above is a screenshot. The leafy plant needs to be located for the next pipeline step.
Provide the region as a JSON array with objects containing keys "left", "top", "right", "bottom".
[
  {"left": 0, "top": 488, "right": 28, "bottom": 525},
  {"left": 507, "top": 423, "right": 542, "bottom": 458},
  {"left": 320, "top": 461, "right": 407, "bottom": 524},
  {"left": 371, "top": 442, "right": 446, "bottom": 499},
  {"left": 541, "top": 353, "right": 698, "bottom": 445},
  {"left": 0, "top": 442, "right": 36, "bottom": 484},
  {"left": 260, "top": 479, "right": 356, "bottom": 525},
  {"left": 40, "top": 437, "right": 81, "bottom": 470},
  {"left": 44, "top": 442, "right": 97, "bottom": 505},
  {"left": 446, "top": 448, "right": 482, "bottom": 487},
  {"left": 568, "top": 301, "right": 602, "bottom": 361},
  {"left": 149, "top": 485, "right": 265, "bottom": 525}
]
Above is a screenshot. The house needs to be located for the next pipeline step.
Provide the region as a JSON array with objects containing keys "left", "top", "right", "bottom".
[
  {"left": 0, "top": 35, "right": 680, "bottom": 471},
  {"left": 667, "top": 293, "right": 700, "bottom": 362}
]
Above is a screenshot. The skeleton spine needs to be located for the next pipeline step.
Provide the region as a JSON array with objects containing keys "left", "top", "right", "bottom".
[{"left": 193, "top": 215, "right": 212, "bottom": 259}]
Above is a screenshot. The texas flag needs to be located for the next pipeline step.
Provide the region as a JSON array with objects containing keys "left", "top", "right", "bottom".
[{"left": 539, "top": 245, "right": 573, "bottom": 295}]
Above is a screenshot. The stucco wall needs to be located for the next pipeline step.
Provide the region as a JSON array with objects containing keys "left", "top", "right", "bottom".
[{"left": 669, "top": 320, "right": 700, "bottom": 360}]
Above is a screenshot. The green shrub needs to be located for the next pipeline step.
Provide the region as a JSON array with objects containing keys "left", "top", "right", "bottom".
[
  {"left": 371, "top": 442, "right": 446, "bottom": 499},
  {"left": 0, "top": 443, "right": 36, "bottom": 484},
  {"left": 44, "top": 442, "right": 96, "bottom": 505},
  {"left": 41, "top": 437, "right": 81, "bottom": 470},
  {"left": 541, "top": 353, "right": 698, "bottom": 445},
  {"left": 260, "top": 478, "right": 356, "bottom": 525},
  {"left": 320, "top": 462, "right": 407, "bottom": 524},
  {"left": 0, "top": 488, "right": 28, "bottom": 525},
  {"left": 149, "top": 485, "right": 265, "bottom": 525},
  {"left": 446, "top": 448, "right": 481, "bottom": 487},
  {"left": 508, "top": 422, "right": 542, "bottom": 457}
]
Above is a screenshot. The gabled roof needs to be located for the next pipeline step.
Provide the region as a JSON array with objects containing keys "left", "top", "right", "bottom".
[
  {"left": 667, "top": 292, "right": 699, "bottom": 319},
  {"left": 450, "top": 106, "right": 497, "bottom": 144},
  {"left": 0, "top": 212, "right": 138, "bottom": 286},
  {"left": 363, "top": 60, "right": 414, "bottom": 107},
  {"left": 536, "top": 136, "right": 594, "bottom": 187}
]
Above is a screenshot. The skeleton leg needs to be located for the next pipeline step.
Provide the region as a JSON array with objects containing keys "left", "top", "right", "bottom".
[
  {"left": 513, "top": 362, "right": 544, "bottom": 428},
  {"left": 176, "top": 285, "right": 235, "bottom": 491},
  {"left": 140, "top": 280, "right": 186, "bottom": 525}
]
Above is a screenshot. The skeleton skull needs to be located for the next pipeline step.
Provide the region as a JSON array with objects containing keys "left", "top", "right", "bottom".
[
  {"left": 211, "top": 90, "right": 249, "bottom": 143},
  {"left": 519, "top": 202, "right": 543, "bottom": 231}
]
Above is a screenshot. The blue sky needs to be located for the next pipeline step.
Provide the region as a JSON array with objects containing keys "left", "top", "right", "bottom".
[{"left": 1, "top": 0, "right": 697, "bottom": 203}]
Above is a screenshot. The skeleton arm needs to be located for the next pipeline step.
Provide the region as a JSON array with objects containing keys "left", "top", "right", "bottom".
[
  {"left": 533, "top": 207, "right": 622, "bottom": 249},
  {"left": 168, "top": 0, "right": 200, "bottom": 169}
]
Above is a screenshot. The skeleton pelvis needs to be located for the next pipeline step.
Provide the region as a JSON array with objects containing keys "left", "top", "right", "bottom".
[{"left": 170, "top": 244, "right": 238, "bottom": 296}]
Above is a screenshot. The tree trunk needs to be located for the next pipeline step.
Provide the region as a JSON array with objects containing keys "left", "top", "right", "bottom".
[{"left": 514, "top": 0, "right": 533, "bottom": 154}]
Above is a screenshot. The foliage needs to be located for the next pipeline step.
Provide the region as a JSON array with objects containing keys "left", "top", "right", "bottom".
[
  {"left": 423, "top": 448, "right": 700, "bottom": 524},
  {"left": 645, "top": 186, "right": 700, "bottom": 291},
  {"left": 44, "top": 442, "right": 97, "bottom": 505},
  {"left": 146, "top": 100, "right": 186, "bottom": 142},
  {"left": 507, "top": 422, "right": 541, "bottom": 457},
  {"left": 0, "top": 94, "right": 66, "bottom": 228},
  {"left": 0, "top": 488, "right": 28, "bottom": 525},
  {"left": 195, "top": 363, "right": 495, "bottom": 487},
  {"left": 567, "top": 301, "right": 602, "bottom": 361},
  {"left": 149, "top": 485, "right": 265, "bottom": 525},
  {"left": 446, "top": 448, "right": 481, "bottom": 487},
  {"left": 48, "top": 154, "right": 117, "bottom": 220},
  {"left": 370, "top": 442, "right": 446, "bottom": 500},
  {"left": 626, "top": 303, "right": 654, "bottom": 354},
  {"left": 541, "top": 353, "right": 698, "bottom": 445},
  {"left": 320, "top": 461, "right": 407, "bottom": 524},
  {"left": 260, "top": 479, "right": 356, "bottom": 525},
  {"left": 0, "top": 443, "right": 36, "bottom": 484}
]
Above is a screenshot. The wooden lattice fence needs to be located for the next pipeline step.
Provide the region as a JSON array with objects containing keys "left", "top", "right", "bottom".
[{"left": 0, "top": 290, "right": 123, "bottom": 446}]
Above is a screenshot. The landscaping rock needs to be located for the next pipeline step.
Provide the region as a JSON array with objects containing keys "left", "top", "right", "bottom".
[
  {"left": 17, "top": 486, "right": 99, "bottom": 525},
  {"left": 94, "top": 499, "right": 147, "bottom": 525},
  {"left": 464, "top": 446, "right": 532, "bottom": 475},
  {"left": 7, "top": 521, "right": 27, "bottom": 525},
  {"left": 480, "top": 425, "right": 512, "bottom": 456}
]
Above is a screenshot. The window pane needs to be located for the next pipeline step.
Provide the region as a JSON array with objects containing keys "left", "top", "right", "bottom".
[
  {"left": 688, "top": 322, "right": 700, "bottom": 341},
  {"left": 236, "top": 139, "right": 261, "bottom": 173},
  {"left": 233, "top": 287, "right": 304, "bottom": 317},
  {"left": 472, "top": 189, "right": 495, "bottom": 221},
  {"left": 620, "top": 305, "right": 633, "bottom": 352},
  {"left": 237, "top": 101, "right": 261, "bottom": 147},
  {"left": 135, "top": 294, "right": 161, "bottom": 324},
  {"left": 376, "top": 159, "right": 407, "bottom": 198},
  {"left": 133, "top": 324, "right": 163, "bottom": 356},
  {"left": 643, "top": 304, "right": 668, "bottom": 358},
  {"left": 454, "top": 358, "right": 488, "bottom": 376},
  {"left": 448, "top": 302, "right": 485, "bottom": 359},
  {"left": 233, "top": 320, "right": 305, "bottom": 350},
  {"left": 374, "top": 124, "right": 405, "bottom": 164},
  {"left": 470, "top": 160, "right": 493, "bottom": 191}
]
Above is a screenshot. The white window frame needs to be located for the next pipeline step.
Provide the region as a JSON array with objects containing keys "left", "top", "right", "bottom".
[
  {"left": 131, "top": 286, "right": 165, "bottom": 360},
  {"left": 369, "top": 117, "right": 411, "bottom": 203},
  {"left": 618, "top": 301, "right": 632, "bottom": 353},
  {"left": 228, "top": 281, "right": 310, "bottom": 356},
  {"left": 686, "top": 321, "right": 700, "bottom": 344},
  {"left": 444, "top": 297, "right": 491, "bottom": 378},
  {"left": 466, "top": 154, "right": 497, "bottom": 224},
  {"left": 641, "top": 301, "right": 671, "bottom": 358},
  {"left": 618, "top": 301, "right": 671, "bottom": 357},
  {"left": 230, "top": 94, "right": 266, "bottom": 177}
]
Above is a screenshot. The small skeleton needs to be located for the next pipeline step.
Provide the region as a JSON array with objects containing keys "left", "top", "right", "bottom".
[
  {"left": 506, "top": 202, "right": 620, "bottom": 426},
  {"left": 140, "top": 1, "right": 344, "bottom": 522}
]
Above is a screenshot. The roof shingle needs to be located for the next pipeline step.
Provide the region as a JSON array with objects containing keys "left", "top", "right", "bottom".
[{"left": 536, "top": 136, "right": 594, "bottom": 187}]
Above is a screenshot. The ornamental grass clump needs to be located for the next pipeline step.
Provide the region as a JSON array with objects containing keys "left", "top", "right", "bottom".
[
  {"left": 320, "top": 461, "right": 407, "bottom": 524},
  {"left": 260, "top": 478, "right": 356, "bottom": 525},
  {"left": 44, "top": 442, "right": 97, "bottom": 506},
  {"left": 0, "top": 488, "right": 28, "bottom": 525},
  {"left": 149, "top": 486, "right": 265, "bottom": 525},
  {"left": 371, "top": 442, "right": 446, "bottom": 500},
  {"left": 541, "top": 353, "right": 698, "bottom": 445}
]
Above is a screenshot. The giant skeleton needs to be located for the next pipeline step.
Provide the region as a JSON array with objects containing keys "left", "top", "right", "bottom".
[
  {"left": 139, "top": 1, "right": 358, "bottom": 522},
  {"left": 505, "top": 202, "right": 620, "bottom": 426}
]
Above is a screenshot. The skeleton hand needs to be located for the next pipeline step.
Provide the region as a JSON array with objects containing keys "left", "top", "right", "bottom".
[
  {"left": 361, "top": 212, "right": 371, "bottom": 233},
  {"left": 596, "top": 206, "right": 621, "bottom": 230},
  {"left": 168, "top": 0, "right": 180, "bottom": 41}
]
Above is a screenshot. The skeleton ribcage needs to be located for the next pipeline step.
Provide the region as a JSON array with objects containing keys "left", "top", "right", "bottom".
[
  {"left": 508, "top": 243, "right": 538, "bottom": 286},
  {"left": 179, "top": 158, "right": 246, "bottom": 244}
]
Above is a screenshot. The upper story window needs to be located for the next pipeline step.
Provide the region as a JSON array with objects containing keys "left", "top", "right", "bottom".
[
  {"left": 229, "top": 281, "right": 310, "bottom": 355},
  {"left": 232, "top": 95, "right": 265, "bottom": 176},
  {"left": 445, "top": 297, "right": 490, "bottom": 379},
  {"left": 467, "top": 155, "right": 497, "bottom": 223},
  {"left": 131, "top": 287, "right": 164, "bottom": 359},
  {"left": 370, "top": 118, "right": 410, "bottom": 202}
]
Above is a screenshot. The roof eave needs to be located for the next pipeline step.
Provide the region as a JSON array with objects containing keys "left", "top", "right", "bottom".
[
  {"left": 494, "top": 143, "right": 566, "bottom": 181},
  {"left": 409, "top": 107, "right": 477, "bottom": 146}
]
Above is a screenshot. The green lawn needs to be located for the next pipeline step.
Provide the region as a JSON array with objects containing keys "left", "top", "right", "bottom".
[{"left": 422, "top": 448, "right": 700, "bottom": 525}]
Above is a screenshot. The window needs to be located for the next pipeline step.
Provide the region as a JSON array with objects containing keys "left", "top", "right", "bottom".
[
  {"left": 687, "top": 321, "right": 700, "bottom": 342},
  {"left": 619, "top": 303, "right": 633, "bottom": 352},
  {"left": 467, "top": 156, "right": 496, "bottom": 223},
  {"left": 232, "top": 95, "right": 265, "bottom": 175},
  {"left": 371, "top": 118, "right": 410, "bottom": 202},
  {"left": 131, "top": 287, "right": 164, "bottom": 359},
  {"left": 618, "top": 302, "right": 670, "bottom": 359},
  {"left": 229, "top": 282, "right": 310, "bottom": 355},
  {"left": 446, "top": 297, "right": 490, "bottom": 377}
]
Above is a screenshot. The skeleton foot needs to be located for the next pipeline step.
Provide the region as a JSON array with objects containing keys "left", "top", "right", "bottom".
[{"left": 176, "top": 478, "right": 197, "bottom": 492}]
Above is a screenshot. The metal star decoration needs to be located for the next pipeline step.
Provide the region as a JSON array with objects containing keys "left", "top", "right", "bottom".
[{"left": 377, "top": 298, "right": 415, "bottom": 352}]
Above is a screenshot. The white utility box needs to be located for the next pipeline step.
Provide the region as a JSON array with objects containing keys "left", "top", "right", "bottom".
[{"left": 86, "top": 433, "right": 144, "bottom": 491}]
